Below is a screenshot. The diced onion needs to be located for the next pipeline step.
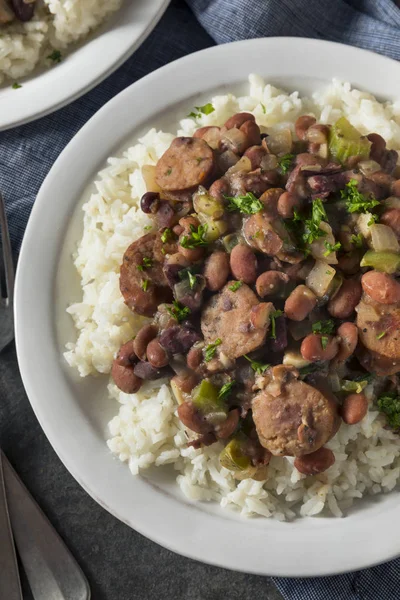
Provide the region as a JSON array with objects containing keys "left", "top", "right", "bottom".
[
  {"left": 265, "top": 128, "right": 292, "bottom": 155},
  {"left": 222, "top": 128, "right": 247, "bottom": 153},
  {"left": 218, "top": 150, "right": 239, "bottom": 172},
  {"left": 383, "top": 196, "right": 400, "bottom": 209},
  {"left": 306, "top": 260, "right": 336, "bottom": 297},
  {"left": 142, "top": 165, "right": 161, "bottom": 193},
  {"left": 358, "top": 160, "right": 381, "bottom": 176},
  {"left": 310, "top": 222, "right": 338, "bottom": 264},
  {"left": 201, "top": 127, "right": 221, "bottom": 150},
  {"left": 370, "top": 224, "right": 400, "bottom": 253},
  {"left": 357, "top": 213, "right": 374, "bottom": 239},
  {"left": 260, "top": 153, "right": 278, "bottom": 171},
  {"left": 283, "top": 350, "right": 311, "bottom": 369},
  {"left": 226, "top": 155, "right": 252, "bottom": 175}
]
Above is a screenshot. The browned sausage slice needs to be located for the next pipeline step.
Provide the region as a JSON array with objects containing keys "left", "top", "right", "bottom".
[
  {"left": 356, "top": 296, "right": 400, "bottom": 372},
  {"left": 120, "top": 232, "right": 175, "bottom": 317},
  {"left": 252, "top": 366, "right": 340, "bottom": 457},
  {"left": 201, "top": 282, "right": 269, "bottom": 360},
  {"left": 155, "top": 137, "right": 215, "bottom": 191}
]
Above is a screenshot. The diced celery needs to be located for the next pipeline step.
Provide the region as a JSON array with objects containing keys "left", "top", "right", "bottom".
[
  {"left": 219, "top": 437, "right": 252, "bottom": 472},
  {"left": 360, "top": 250, "right": 400, "bottom": 274},
  {"left": 329, "top": 117, "right": 371, "bottom": 163},
  {"left": 223, "top": 233, "right": 244, "bottom": 253},
  {"left": 341, "top": 380, "right": 368, "bottom": 394},
  {"left": 192, "top": 380, "right": 225, "bottom": 413},
  {"left": 193, "top": 188, "right": 224, "bottom": 219}
]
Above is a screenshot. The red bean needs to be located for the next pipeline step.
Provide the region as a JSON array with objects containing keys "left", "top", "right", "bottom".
[
  {"left": 367, "top": 133, "right": 386, "bottom": 163},
  {"left": 294, "top": 447, "right": 335, "bottom": 475},
  {"left": 391, "top": 179, "right": 400, "bottom": 197},
  {"left": 230, "top": 244, "right": 257, "bottom": 284},
  {"left": 116, "top": 340, "right": 136, "bottom": 367},
  {"left": 240, "top": 120, "right": 261, "bottom": 147},
  {"left": 244, "top": 145, "right": 266, "bottom": 169},
  {"left": 300, "top": 334, "right": 339, "bottom": 362},
  {"left": 146, "top": 338, "right": 169, "bottom": 368},
  {"left": 381, "top": 209, "right": 400, "bottom": 238},
  {"left": 336, "top": 322, "right": 358, "bottom": 362},
  {"left": 250, "top": 302, "right": 273, "bottom": 329},
  {"left": 361, "top": 271, "right": 400, "bottom": 305},
  {"left": 284, "top": 285, "right": 317, "bottom": 321},
  {"left": 341, "top": 393, "right": 368, "bottom": 425},
  {"left": 209, "top": 178, "right": 230, "bottom": 201},
  {"left": 215, "top": 409, "right": 240, "bottom": 439},
  {"left": 111, "top": 361, "right": 142, "bottom": 394},
  {"left": 327, "top": 279, "right": 362, "bottom": 319},
  {"left": 295, "top": 115, "right": 317, "bottom": 141},
  {"left": 204, "top": 251, "right": 230, "bottom": 291},
  {"left": 177, "top": 402, "right": 212, "bottom": 434},
  {"left": 256, "top": 270, "right": 289, "bottom": 298},
  {"left": 277, "top": 191, "right": 302, "bottom": 219},
  {"left": 224, "top": 112, "right": 255, "bottom": 129},
  {"left": 187, "top": 347, "right": 203, "bottom": 370},
  {"left": 133, "top": 324, "right": 159, "bottom": 361}
]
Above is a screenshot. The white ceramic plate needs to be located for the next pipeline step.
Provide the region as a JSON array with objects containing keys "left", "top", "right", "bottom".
[
  {"left": 0, "top": 0, "right": 169, "bottom": 131},
  {"left": 15, "top": 38, "right": 400, "bottom": 577}
]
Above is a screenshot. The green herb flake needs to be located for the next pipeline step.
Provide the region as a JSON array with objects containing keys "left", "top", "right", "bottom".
[
  {"left": 278, "top": 153, "right": 295, "bottom": 175},
  {"left": 341, "top": 379, "right": 368, "bottom": 394},
  {"left": 270, "top": 309, "right": 283, "bottom": 340},
  {"left": 351, "top": 233, "right": 363, "bottom": 248},
  {"left": 229, "top": 281, "right": 243, "bottom": 292},
  {"left": 137, "top": 256, "right": 153, "bottom": 271},
  {"left": 204, "top": 338, "right": 222, "bottom": 362},
  {"left": 141, "top": 279, "right": 149, "bottom": 292},
  {"left": 323, "top": 241, "right": 342, "bottom": 256},
  {"left": 12, "top": 82, "right": 22, "bottom": 89},
  {"left": 47, "top": 50, "right": 62, "bottom": 63},
  {"left": 187, "top": 271, "right": 197, "bottom": 290},
  {"left": 376, "top": 331, "right": 386, "bottom": 340},
  {"left": 377, "top": 393, "right": 400, "bottom": 429},
  {"left": 225, "top": 192, "right": 264, "bottom": 215},
  {"left": 321, "top": 335, "right": 329, "bottom": 350},
  {"left": 312, "top": 319, "right": 335, "bottom": 335},
  {"left": 196, "top": 157, "right": 204, "bottom": 164},
  {"left": 218, "top": 381, "right": 236, "bottom": 401},
  {"left": 188, "top": 103, "right": 215, "bottom": 119},
  {"left": 341, "top": 179, "right": 380, "bottom": 215},
  {"left": 166, "top": 301, "right": 191, "bottom": 323},
  {"left": 161, "top": 228, "right": 172, "bottom": 243},
  {"left": 368, "top": 214, "right": 379, "bottom": 226},
  {"left": 180, "top": 223, "right": 208, "bottom": 249},
  {"left": 260, "top": 103, "right": 266, "bottom": 114},
  {"left": 166, "top": 168, "right": 172, "bottom": 176},
  {"left": 301, "top": 198, "right": 328, "bottom": 246},
  {"left": 144, "top": 225, "right": 152, "bottom": 231},
  {"left": 244, "top": 355, "right": 271, "bottom": 375}
]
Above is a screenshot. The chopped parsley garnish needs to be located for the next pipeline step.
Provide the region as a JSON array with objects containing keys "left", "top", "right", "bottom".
[
  {"left": 218, "top": 381, "right": 236, "bottom": 401},
  {"left": 270, "top": 309, "right": 283, "bottom": 340},
  {"left": 376, "top": 331, "right": 386, "bottom": 340},
  {"left": 161, "top": 228, "right": 172, "bottom": 243},
  {"left": 341, "top": 179, "right": 380, "bottom": 215},
  {"left": 323, "top": 241, "right": 341, "bottom": 256},
  {"left": 141, "top": 280, "right": 149, "bottom": 292},
  {"left": 204, "top": 339, "right": 222, "bottom": 362},
  {"left": 302, "top": 198, "right": 328, "bottom": 245},
  {"left": 368, "top": 214, "right": 379, "bottom": 226},
  {"left": 377, "top": 392, "right": 400, "bottom": 429},
  {"left": 47, "top": 50, "right": 62, "bottom": 63},
  {"left": 188, "top": 103, "right": 215, "bottom": 119},
  {"left": 166, "top": 301, "right": 191, "bottom": 323},
  {"left": 178, "top": 266, "right": 200, "bottom": 289},
  {"left": 299, "top": 364, "right": 320, "bottom": 378},
  {"left": 312, "top": 319, "right": 335, "bottom": 335},
  {"left": 180, "top": 224, "right": 208, "bottom": 249},
  {"left": 187, "top": 271, "right": 197, "bottom": 289},
  {"left": 244, "top": 355, "right": 270, "bottom": 375},
  {"left": 278, "top": 153, "right": 295, "bottom": 174},
  {"left": 225, "top": 192, "right": 264, "bottom": 215},
  {"left": 143, "top": 225, "right": 152, "bottom": 231},
  {"left": 136, "top": 256, "right": 152, "bottom": 271},
  {"left": 12, "top": 82, "right": 22, "bottom": 89},
  {"left": 166, "top": 168, "right": 172, "bottom": 176},
  {"left": 321, "top": 335, "right": 329, "bottom": 350},
  {"left": 351, "top": 233, "right": 363, "bottom": 248},
  {"left": 229, "top": 281, "right": 243, "bottom": 292}
]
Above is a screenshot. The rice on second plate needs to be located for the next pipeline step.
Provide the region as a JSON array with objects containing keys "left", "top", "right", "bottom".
[
  {"left": 0, "top": 0, "right": 122, "bottom": 85},
  {"left": 64, "top": 75, "right": 400, "bottom": 520}
]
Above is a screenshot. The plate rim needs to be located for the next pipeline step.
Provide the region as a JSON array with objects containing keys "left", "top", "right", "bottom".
[
  {"left": 0, "top": 0, "right": 170, "bottom": 131},
  {"left": 14, "top": 36, "right": 400, "bottom": 577}
]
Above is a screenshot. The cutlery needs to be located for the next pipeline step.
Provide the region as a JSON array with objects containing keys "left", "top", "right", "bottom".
[{"left": 0, "top": 453, "right": 22, "bottom": 600}]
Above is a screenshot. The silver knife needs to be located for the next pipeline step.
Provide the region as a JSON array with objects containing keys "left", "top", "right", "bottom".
[
  {"left": 0, "top": 452, "right": 22, "bottom": 600},
  {"left": 2, "top": 451, "right": 90, "bottom": 600}
]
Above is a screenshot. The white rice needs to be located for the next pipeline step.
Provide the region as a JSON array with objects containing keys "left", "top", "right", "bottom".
[
  {"left": 0, "top": 0, "right": 122, "bottom": 85},
  {"left": 65, "top": 75, "right": 400, "bottom": 519}
]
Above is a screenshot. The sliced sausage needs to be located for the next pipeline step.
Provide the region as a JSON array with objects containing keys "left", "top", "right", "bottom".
[
  {"left": 155, "top": 137, "right": 215, "bottom": 191},
  {"left": 252, "top": 367, "right": 340, "bottom": 457},
  {"left": 120, "top": 233, "right": 175, "bottom": 317},
  {"left": 361, "top": 271, "right": 400, "bottom": 305},
  {"left": 201, "top": 282, "right": 269, "bottom": 360}
]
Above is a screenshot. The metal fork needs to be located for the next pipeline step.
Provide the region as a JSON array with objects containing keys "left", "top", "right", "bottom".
[{"left": 0, "top": 192, "right": 14, "bottom": 352}]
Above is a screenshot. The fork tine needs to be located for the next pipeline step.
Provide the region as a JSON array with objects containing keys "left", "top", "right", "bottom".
[{"left": 0, "top": 193, "right": 14, "bottom": 305}]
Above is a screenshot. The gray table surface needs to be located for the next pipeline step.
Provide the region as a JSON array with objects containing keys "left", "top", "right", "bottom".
[{"left": 0, "top": 353, "right": 285, "bottom": 599}]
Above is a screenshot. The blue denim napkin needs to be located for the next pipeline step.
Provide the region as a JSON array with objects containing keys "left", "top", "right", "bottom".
[{"left": 2, "top": 1, "right": 400, "bottom": 598}]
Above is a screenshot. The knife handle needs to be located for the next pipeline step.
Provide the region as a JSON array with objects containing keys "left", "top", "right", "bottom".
[{"left": 0, "top": 453, "right": 22, "bottom": 600}]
